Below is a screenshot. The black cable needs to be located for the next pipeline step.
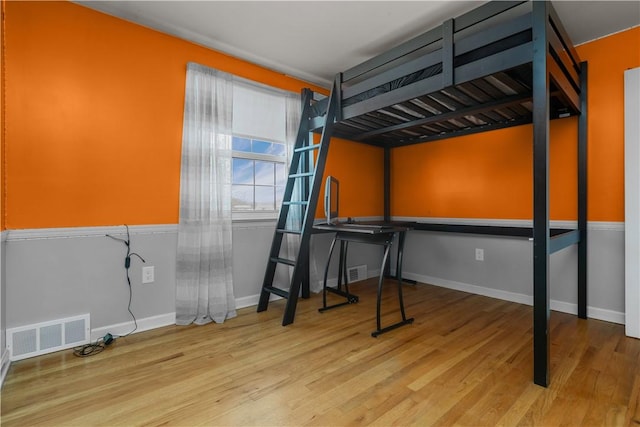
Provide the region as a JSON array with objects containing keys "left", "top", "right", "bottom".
[
  {"left": 73, "top": 340, "right": 105, "bottom": 357},
  {"left": 105, "top": 224, "right": 145, "bottom": 338},
  {"left": 73, "top": 226, "right": 145, "bottom": 358},
  {"left": 120, "top": 264, "right": 138, "bottom": 338}
]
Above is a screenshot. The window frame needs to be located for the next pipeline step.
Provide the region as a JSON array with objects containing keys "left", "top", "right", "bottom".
[{"left": 231, "top": 134, "right": 288, "bottom": 221}]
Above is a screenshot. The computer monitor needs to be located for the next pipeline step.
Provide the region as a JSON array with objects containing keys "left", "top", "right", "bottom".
[{"left": 324, "top": 176, "right": 339, "bottom": 225}]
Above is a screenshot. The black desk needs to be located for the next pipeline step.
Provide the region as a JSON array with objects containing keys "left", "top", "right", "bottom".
[{"left": 313, "top": 223, "right": 414, "bottom": 337}]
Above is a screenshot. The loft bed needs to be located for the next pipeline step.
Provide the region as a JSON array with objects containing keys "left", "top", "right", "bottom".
[
  {"left": 259, "top": 0, "right": 585, "bottom": 388},
  {"left": 302, "top": 0, "right": 587, "bottom": 388}
]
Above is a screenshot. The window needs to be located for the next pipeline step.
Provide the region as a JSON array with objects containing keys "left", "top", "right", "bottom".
[
  {"left": 231, "top": 80, "right": 290, "bottom": 219},
  {"left": 231, "top": 136, "right": 286, "bottom": 212}
]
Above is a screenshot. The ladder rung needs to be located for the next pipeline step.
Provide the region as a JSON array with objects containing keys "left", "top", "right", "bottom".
[
  {"left": 270, "top": 257, "right": 296, "bottom": 266},
  {"left": 264, "top": 286, "right": 290, "bottom": 299},
  {"left": 294, "top": 143, "right": 322, "bottom": 153},
  {"left": 276, "top": 228, "right": 302, "bottom": 235},
  {"left": 283, "top": 201, "right": 308, "bottom": 206},
  {"left": 289, "top": 172, "right": 314, "bottom": 179}
]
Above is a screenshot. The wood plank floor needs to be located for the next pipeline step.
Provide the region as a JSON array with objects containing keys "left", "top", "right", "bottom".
[{"left": 2, "top": 280, "right": 639, "bottom": 426}]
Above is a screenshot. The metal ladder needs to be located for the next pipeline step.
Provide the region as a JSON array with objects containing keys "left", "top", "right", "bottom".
[{"left": 257, "top": 78, "right": 340, "bottom": 325}]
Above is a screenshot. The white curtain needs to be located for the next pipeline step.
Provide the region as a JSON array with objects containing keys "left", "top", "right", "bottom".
[{"left": 176, "top": 63, "right": 237, "bottom": 325}]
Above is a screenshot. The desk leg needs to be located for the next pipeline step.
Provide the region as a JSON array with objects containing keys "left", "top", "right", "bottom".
[
  {"left": 384, "top": 231, "right": 417, "bottom": 285},
  {"left": 375, "top": 244, "right": 392, "bottom": 332},
  {"left": 396, "top": 248, "right": 409, "bottom": 322},
  {"left": 337, "top": 240, "right": 345, "bottom": 291},
  {"left": 319, "top": 237, "right": 359, "bottom": 313},
  {"left": 372, "top": 241, "right": 414, "bottom": 338},
  {"left": 321, "top": 236, "right": 338, "bottom": 309},
  {"left": 342, "top": 241, "right": 353, "bottom": 299}
]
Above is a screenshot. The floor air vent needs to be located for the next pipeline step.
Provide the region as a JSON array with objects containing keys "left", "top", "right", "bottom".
[
  {"left": 347, "top": 265, "right": 367, "bottom": 283},
  {"left": 7, "top": 314, "right": 90, "bottom": 361}
]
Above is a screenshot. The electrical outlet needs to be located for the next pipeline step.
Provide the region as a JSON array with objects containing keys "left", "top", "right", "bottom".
[
  {"left": 475, "top": 248, "right": 484, "bottom": 261},
  {"left": 142, "top": 266, "right": 155, "bottom": 283}
]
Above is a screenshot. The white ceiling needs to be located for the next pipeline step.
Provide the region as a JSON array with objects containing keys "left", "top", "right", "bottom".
[{"left": 76, "top": 1, "right": 640, "bottom": 88}]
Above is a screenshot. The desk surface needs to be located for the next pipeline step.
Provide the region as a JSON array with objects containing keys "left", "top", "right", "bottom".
[{"left": 313, "top": 222, "right": 411, "bottom": 234}]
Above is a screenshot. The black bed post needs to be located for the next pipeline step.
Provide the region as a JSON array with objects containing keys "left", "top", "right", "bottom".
[
  {"left": 384, "top": 147, "right": 391, "bottom": 222},
  {"left": 578, "top": 62, "right": 588, "bottom": 319},
  {"left": 383, "top": 146, "right": 391, "bottom": 277},
  {"left": 301, "top": 88, "right": 313, "bottom": 299},
  {"left": 532, "top": 0, "right": 551, "bottom": 388}
]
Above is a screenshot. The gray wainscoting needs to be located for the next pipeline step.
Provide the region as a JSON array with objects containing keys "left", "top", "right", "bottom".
[
  {"left": 1, "top": 232, "right": 7, "bottom": 372},
  {"left": 5, "top": 227, "right": 178, "bottom": 331},
  {"left": 2, "top": 220, "right": 625, "bottom": 346},
  {"left": 3, "top": 222, "right": 383, "bottom": 335},
  {"left": 397, "top": 223, "right": 624, "bottom": 323}
]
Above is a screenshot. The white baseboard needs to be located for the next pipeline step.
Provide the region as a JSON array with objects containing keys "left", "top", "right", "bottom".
[
  {"left": 235, "top": 268, "right": 625, "bottom": 326},
  {"left": 235, "top": 268, "right": 382, "bottom": 310},
  {"left": 91, "top": 289, "right": 303, "bottom": 339},
  {"left": 235, "top": 293, "right": 284, "bottom": 309},
  {"left": 550, "top": 300, "right": 625, "bottom": 325},
  {"left": 91, "top": 312, "right": 176, "bottom": 341},
  {"left": 402, "top": 271, "right": 625, "bottom": 325},
  {"left": 316, "top": 268, "right": 382, "bottom": 291},
  {"left": 402, "top": 271, "right": 532, "bottom": 305},
  {"left": 1, "top": 347, "right": 11, "bottom": 388},
  {"left": 88, "top": 268, "right": 624, "bottom": 343},
  {"left": 235, "top": 294, "right": 262, "bottom": 309},
  {"left": 90, "top": 292, "right": 289, "bottom": 336}
]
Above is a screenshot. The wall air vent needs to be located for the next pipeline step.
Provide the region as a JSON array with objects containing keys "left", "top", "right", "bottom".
[
  {"left": 7, "top": 314, "right": 90, "bottom": 361},
  {"left": 347, "top": 265, "right": 367, "bottom": 283}
]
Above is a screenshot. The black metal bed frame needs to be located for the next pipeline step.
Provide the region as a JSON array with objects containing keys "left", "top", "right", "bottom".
[{"left": 302, "top": 0, "right": 587, "bottom": 388}]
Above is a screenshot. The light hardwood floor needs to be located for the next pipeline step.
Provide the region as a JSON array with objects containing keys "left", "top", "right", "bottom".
[{"left": 2, "top": 280, "right": 639, "bottom": 426}]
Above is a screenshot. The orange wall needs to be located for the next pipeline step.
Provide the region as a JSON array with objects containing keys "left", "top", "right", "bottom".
[
  {"left": 5, "top": 2, "right": 638, "bottom": 228},
  {"left": 578, "top": 27, "right": 640, "bottom": 221},
  {"left": 392, "top": 27, "right": 640, "bottom": 222},
  {"left": 4, "top": 1, "right": 379, "bottom": 229},
  {"left": 316, "top": 137, "right": 384, "bottom": 219}
]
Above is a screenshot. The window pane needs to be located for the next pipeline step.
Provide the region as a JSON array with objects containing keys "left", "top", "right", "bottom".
[
  {"left": 268, "top": 142, "right": 286, "bottom": 156},
  {"left": 255, "top": 186, "right": 275, "bottom": 211},
  {"left": 275, "top": 185, "right": 285, "bottom": 207},
  {"left": 232, "top": 136, "right": 251, "bottom": 152},
  {"left": 255, "top": 161, "right": 274, "bottom": 186},
  {"left": 251, "top": 140, "right": 285, "bottom": 157},
  {"left": 232, "top": 158, "right": 253, "bottom": 185},
  {"left": 275, "top": 163, "right": 286, "bottom": 186},
  {"left": 252, "top": 140, "right": 274, "bottom": 155},
  {"left": 232, "top": 185, "right": 254, "bottom": 211}
]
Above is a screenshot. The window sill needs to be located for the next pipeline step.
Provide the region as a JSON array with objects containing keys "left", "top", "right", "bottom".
[{"left": 232, "top": 212, "right": 279, "bottom": 222}]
